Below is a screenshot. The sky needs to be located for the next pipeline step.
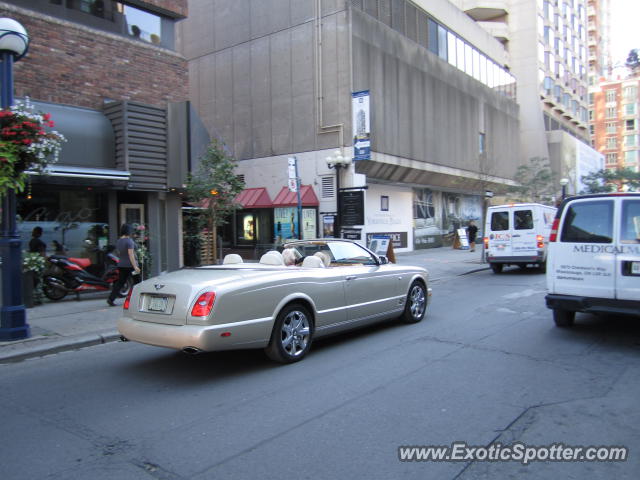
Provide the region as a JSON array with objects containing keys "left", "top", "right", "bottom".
[{"left": 609, "top": 0, "right": 640, "bottom": 66}]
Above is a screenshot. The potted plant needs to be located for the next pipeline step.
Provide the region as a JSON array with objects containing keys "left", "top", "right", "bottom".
[
  {"left": 22, "top": 251, "right": 46, "bottom": 308},
  {"left": 0, "top": 97, "right": 65, "bottom": 197}
]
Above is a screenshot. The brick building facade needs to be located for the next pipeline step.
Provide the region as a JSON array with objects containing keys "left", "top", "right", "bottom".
[{"left": 2, "top": 0, "right": 202, "bottom": 276}]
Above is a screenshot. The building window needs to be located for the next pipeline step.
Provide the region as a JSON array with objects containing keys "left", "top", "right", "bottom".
[
  {"left": 380, "top": 196, "right": 389, "bottom": 212},
  {"left": 623, "top": 85, "right": 638, "bottom": 101},
  {"left": 606, "top": 122, "right": 617, "bottom": 134},
  {"left": 588, "top": 92, "right": 594, "bottom": 105},
  {"left": 625, "top": 103, "right": 637, "bottom": 116},
  {"left": 624, "top": 135, "right": 638, "bottom": 147},
  {"left": 606, "top": 137, "right": 617, "bottom": 149},
  {"left": 605, "top": 89, "right": 617, "bottom": 103},
  {"left": 626, "top": 119, "right": 636, "bottom": 131},
  {"left": 605, "top": 153, "right": 617, "bottom": 164},
  {"left": 589, "top": 124, "right": 594, "bottom": 135},
  {"left": 624, "top": 150, "right": 638, "bottom": 163},
  {"left": 605, "top": 106, "right": 617, "bottom": 119}
]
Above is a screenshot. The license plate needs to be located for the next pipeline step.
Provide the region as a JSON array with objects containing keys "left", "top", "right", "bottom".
[
  {"left": 632, "top": 262, "right": 640, "bottom": 275},
  {"left": 148, "top": 296, "right": 168, "bottom": 312}
]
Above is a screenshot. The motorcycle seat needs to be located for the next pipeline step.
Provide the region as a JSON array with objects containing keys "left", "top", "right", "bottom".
[{"left": 68, "top": 257, "right": 92, "bottom": 269}]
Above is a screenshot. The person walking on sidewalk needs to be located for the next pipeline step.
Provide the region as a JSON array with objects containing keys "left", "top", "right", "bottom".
[
  {"left": 467, "top": 220, "right": 478, "bottom": 252},
  {"left": 107, "top": 224, "right": 140, "bottom": 306}
]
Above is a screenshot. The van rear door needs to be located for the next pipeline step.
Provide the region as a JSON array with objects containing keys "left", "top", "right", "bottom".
[
  {"left": 551, "top": 198, "right": 616, "bottom": 298},
  {"left": 617, "top": 198, "right": 640, "bottom": 301},
  {"left": 511, "top": 207, "right": 536, "bottom": 257},
  {"left": 488, "top": 209, "right": 512, "bottom": 257}
]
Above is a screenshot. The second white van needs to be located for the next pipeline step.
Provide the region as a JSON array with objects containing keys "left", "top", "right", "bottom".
[{"left": 484, "top": 203, "right": 557, "bottom": 273}]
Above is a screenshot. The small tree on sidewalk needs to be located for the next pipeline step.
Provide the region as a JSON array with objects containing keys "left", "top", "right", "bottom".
[
  {"left": 508, "top": 157, "right": 556, "bottom": 203},
  {"left": 185, "top": 140, "right": 244, "bottom": 264}
]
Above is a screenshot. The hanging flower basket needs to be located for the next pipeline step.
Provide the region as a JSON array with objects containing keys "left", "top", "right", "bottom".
[{"left": 0, "top": 97, "right": 65, "bottom": 197}]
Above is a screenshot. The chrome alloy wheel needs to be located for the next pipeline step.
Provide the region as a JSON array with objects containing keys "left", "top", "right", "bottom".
[
  {"left": 280, "top": 310, "right": 311, "bottom": 357},
  {"left": 408, "top": 284, "right": 426, "bottom": 320}
]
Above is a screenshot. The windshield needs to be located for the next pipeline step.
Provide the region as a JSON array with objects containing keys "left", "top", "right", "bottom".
[{"left": 285, "top": 241, "right": 377, "bottom": 266}]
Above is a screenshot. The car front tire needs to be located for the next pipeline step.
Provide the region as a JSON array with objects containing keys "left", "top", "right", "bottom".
[
  {"left": 265, "top": 303, "right": 314, "bottom": 363},
  {"left": 400, "top": 281, "right": 427, "bottom": 324},
  {"left": 553, "top": 309, "right": 575, "bottom": 327}
]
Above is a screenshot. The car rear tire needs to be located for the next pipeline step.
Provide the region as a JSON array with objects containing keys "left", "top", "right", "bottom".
[
  {"left": 265, "top": 303, "right": 313, "bottom": 363},
  {"left": 490, "top": 263, "right": 503, "bottom": 274},
  {"left": 400, "top": 281, "right": 427, "bottom": 324},
  {"left": 553, "top": 309, "right": 575, "bottom": 327}
]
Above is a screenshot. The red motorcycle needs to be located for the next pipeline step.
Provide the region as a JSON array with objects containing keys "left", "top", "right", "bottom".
[{"left": 42, "top": 246, "right": 133, "bottom": 301}]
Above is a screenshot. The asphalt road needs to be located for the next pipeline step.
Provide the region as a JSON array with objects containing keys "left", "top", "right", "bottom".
[{"left": 1, "top": 267, "right": 639, "bottom": 479}]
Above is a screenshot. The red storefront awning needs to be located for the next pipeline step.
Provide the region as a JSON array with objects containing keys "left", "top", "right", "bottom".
[
  {"left": 272, "top": 185, "right": 319, "bottom": 207},
  {"left": 235, "top": 187, "right": 273, "bottom": 208},
  {"left": 190, "top": 187, "right": 273, "bottom": 209}
]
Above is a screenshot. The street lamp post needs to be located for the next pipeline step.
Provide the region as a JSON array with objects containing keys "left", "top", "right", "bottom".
[
  {"left": 560, "top": 178, "right": 569, "bottom": 200},
  {"left": 482, "top": 190, "right": 493, "bottom": 263},
  {"left": 325, "top": 150, "right": 351, "bottom": 238},
  {"left": 0, "top": 18, "right": 30, "bottom": 341}
]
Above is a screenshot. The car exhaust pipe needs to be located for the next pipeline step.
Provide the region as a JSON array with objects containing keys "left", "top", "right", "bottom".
[{"left": 181, "top": 346, "right": 202, "bottom": 355}]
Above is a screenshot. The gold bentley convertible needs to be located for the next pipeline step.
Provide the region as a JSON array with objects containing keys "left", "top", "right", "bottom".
[{"left": 117, "top": 240, "right": 430, "bottom": 363}]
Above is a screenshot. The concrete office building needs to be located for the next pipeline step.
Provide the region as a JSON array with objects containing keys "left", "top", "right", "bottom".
[
  {"left": 4, "top": 0, "right": 207, "bottom": 274},
  {"left": 181, "top": 0, "right": 520, "bottom": 252},
  {"left": 455, "top": 0, "right": 602, "bottom": 197}
]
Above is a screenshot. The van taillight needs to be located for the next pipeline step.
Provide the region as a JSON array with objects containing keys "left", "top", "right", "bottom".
[
  {"left": 549, "top": 218, "right": 560, "bottom": 242},
  {"left": 191, "top": 292, "right": 216, "bottom": 317},
  {"left": 483, "top": 237, "right": 489, "bottom": 249},
  {"left": 537, "top": 234, "right": 544, "bottom": 249},
  {"left": 123, "top": 288, "right": 133, "bottom": 310}
]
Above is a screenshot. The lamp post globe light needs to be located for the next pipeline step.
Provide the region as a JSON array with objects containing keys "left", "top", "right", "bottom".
[
  {"left": 559, "top": 178, "right": 569, "bottom": 200},
  {"left": 0, "top": 17, "right": 30, "bottom": 341},
  {"left": 325, "top": 150, "right": 351, "bottom": 238}
]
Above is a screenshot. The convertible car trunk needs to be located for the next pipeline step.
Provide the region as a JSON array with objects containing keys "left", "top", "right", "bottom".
[{"left": 129, "top": 267, "right": 260, "bottom": 326}]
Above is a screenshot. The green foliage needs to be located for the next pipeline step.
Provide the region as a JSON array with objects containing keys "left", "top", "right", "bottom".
[
  {"left": 509, "top": 157, "right": 556, "bottom": 203},
  {"left": 185, "top": 139, "right": 245, "bottom": 227},
  {"left": 580, "top": 168, "right": 640, "bottom": 193}
]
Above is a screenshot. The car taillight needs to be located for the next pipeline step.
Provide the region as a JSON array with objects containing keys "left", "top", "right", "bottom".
[
  {"left": 537, "top": 234, "right": 544, "bottom": 249},
  {"left": 123, "top": 288, "right": 133, "bottom": 310},
  {"left": 549, "top": 218, "right": 560, "bottom": 242},
  {"left": 483, "top": 237, "right": 489, "bottom": 249},
  {"left": 191, "top": 292, "right": 216, "bottom": 317}
]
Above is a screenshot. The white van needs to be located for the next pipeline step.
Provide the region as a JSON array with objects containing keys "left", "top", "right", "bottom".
[
  {"left": 484, "top": 203, "right": 557, "bottom": 273},
  {"left": 545, "top": 193, "right": 640, "bottom": 326}
]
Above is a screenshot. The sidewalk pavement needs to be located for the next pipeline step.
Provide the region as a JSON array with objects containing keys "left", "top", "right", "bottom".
[{"left": 0, "top": 246, "right": 487, "bottom": 364}]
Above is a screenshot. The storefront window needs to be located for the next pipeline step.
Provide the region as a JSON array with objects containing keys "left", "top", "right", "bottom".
[{"left": 17, "top": 188, "right": 109, "bottom": 261}]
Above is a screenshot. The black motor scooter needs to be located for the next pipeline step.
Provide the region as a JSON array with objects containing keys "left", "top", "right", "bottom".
[{"left": 42, "top": 246, "right": 133, "bottom": 301}]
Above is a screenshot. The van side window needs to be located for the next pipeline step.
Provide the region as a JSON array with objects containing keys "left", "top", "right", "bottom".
[
  {"left": 514, "top": 210, "right": 534, "bottom": 230},
  {"left": 621, "top": 200, "right": 640, "bottom": 243},
  {"left": 491, "top": 212, "right": 509, "bottom": 231},
  {"left": 560, "top": 200, "right": 613, "bottom": 243}
]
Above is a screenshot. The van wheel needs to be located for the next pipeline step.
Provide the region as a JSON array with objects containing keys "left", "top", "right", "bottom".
[
  {"left": 539, "top": 261, "right": 547, "bottom": 273},
  {"left": 553, "top": 309, "right": 575, "bottom": 327},
  {"left": 490, "top": 263, "right": 503, "bottom": 274}
]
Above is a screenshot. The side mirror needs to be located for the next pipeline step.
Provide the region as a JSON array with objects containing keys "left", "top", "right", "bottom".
[{"left": 377, "top": 255, "right": 389, "bottom": 265}]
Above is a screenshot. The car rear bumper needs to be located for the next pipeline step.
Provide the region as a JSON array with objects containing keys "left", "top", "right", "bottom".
[
  {"left": 487, "top": 254, "right": 544, "bottom": 264},
  {"left": 545, "top": 294, "right": 640, "bottom": 317},
  {"left": 117, "top": 316, "right": 272, "bottom": 352}
]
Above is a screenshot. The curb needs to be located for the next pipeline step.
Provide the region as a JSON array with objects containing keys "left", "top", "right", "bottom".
[{"left": 0, "top": 330, "right": 120, "bottom": 364}]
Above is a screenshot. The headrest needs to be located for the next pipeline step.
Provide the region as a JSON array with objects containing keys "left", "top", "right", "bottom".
[
  {"left": 302, "top": 255, "right": 325, "bottom": 268},
  {"left": 259, "top": 252, "right": 284, "bottom": 265},
  {"left": 313, "top": 251, "right": 331, "bottom": 267},
  {"left": 264, "top": 250, "right": 283, "bottom": 260},
  {"left": 222, "top": 253, "right": 243, "bottom": 264}
]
